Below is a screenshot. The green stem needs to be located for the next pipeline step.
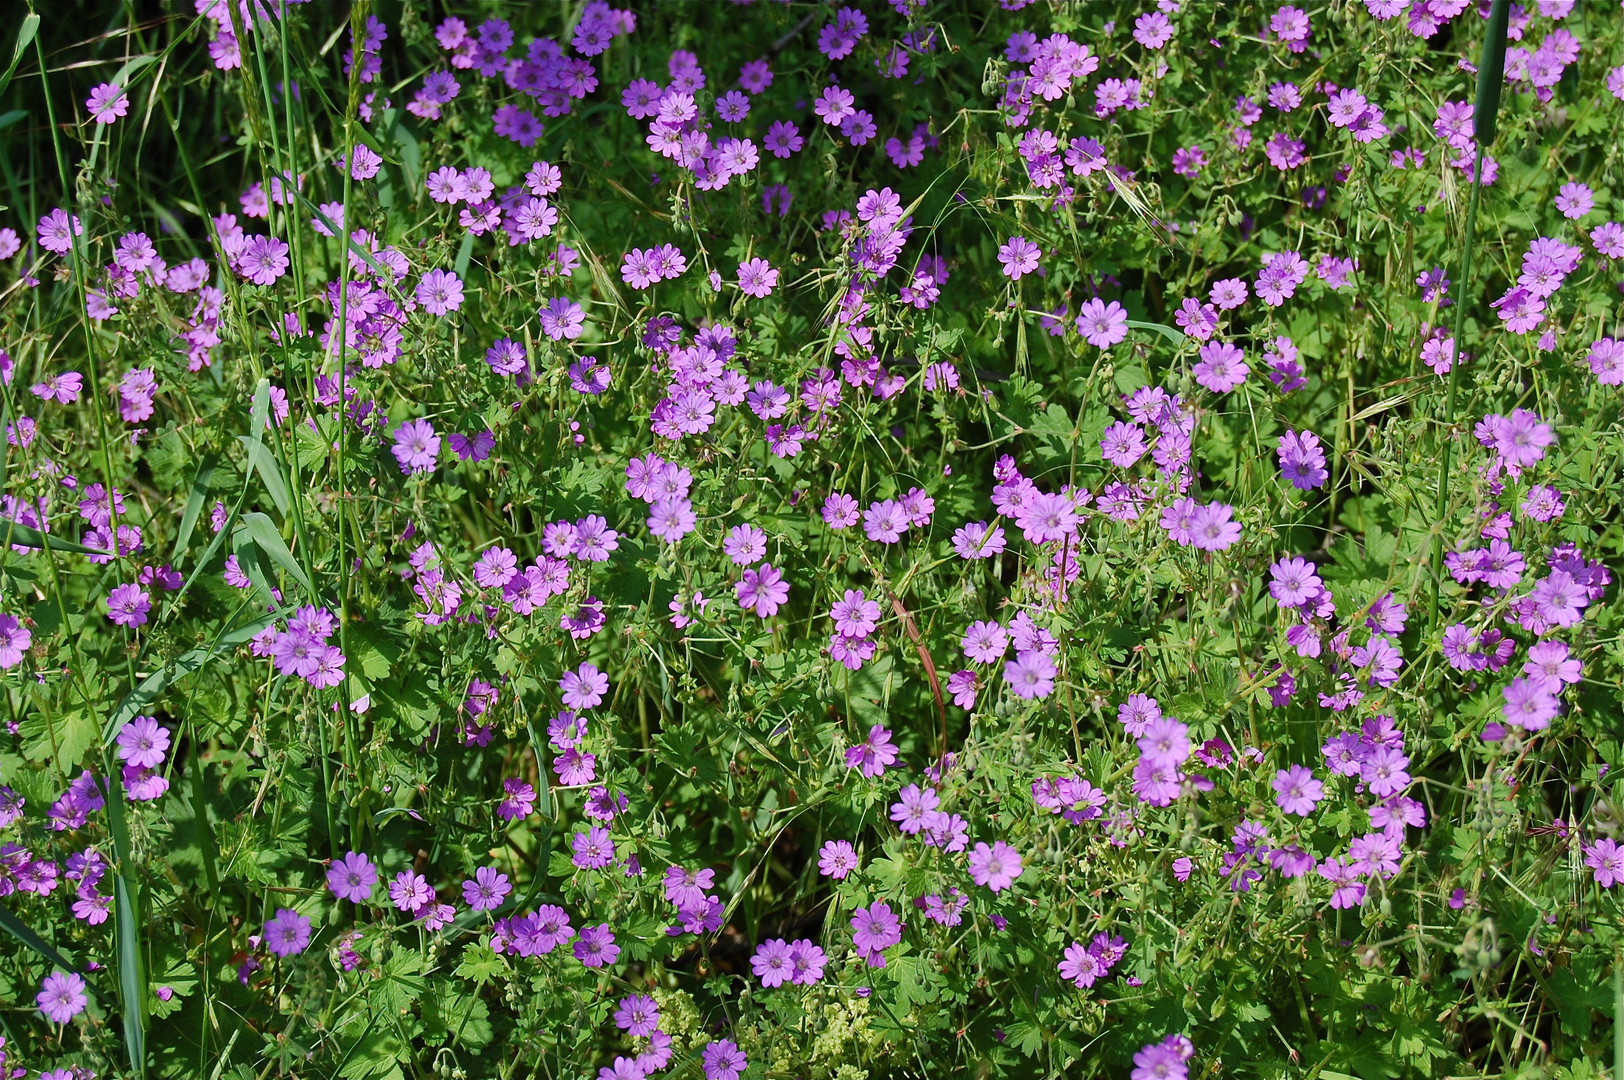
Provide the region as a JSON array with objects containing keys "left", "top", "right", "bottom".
[{"left": 1427, "top": 143, "right": 1486, "bottom": 633}]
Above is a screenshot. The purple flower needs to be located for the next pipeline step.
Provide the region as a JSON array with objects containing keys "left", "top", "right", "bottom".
[
  {"left": 462, "top": 865, "right": 511, "bottom": 911},
  {"left": 415, "top": 269, "right": 464, "bottom": 316},
  {"left": 344, "top": 144, "right": 383, "bottom": 180},
  {"left": 264, "top": 908, "right": 313, "bottom": 956},
  {"left": 1554, "top": 182, "right": 1594, "bottom": 220},
  {"left": 538, "top": 297, "right": 585, "bottom": 340},
  {"left": 1271, "top": 765, "right": 1323, "bottom": 816},
  {"left": 737, "top": 257, "right": 779, "bottom": 297},
  {"left": 647, "top": 499, "right": 696, "bottom": 544},
  {"left": 819, "top": 839, "right": 860, "bottom": 878},
  {"left": 1058, "top": 942, "right": 1106, "bottom": 988},
  {"left": 889, "top": 783, "right": 940, "bottom": 833},
  {"left": 1004, "top": 650, "right": 1056, "bottom": 700},
  {"left": 1586, "top": 838, "right": 1623, "bottom": 888},
  {"left": 527, "top": 905, "right": 574, "bottom": 953},
  {"left": 106, "top": 583, "right": 152, "bottom": 628},
  {"left": 573, "top": 923, "right": 620, "bottom": 967},
  {"left": 391, "top": 418, "right": 441, "bottom": 474},
  {"left": 1277, "top": 430, "right": 1328, "bottom": 489},
  {"left": 952, "top": 521, "right": 1006, "bottom": 559},
  {"left": 448, "top": 430, "right": 495, "bottom": 462},
  {"left": 1529, "top": 570, "right": 1587, "bottom": 628},
  {"left": 1099, "top": 421, "right": 1146, "bottom": 467},
  {"left": 968, "top": 840, "right": 1024, "bottom": 892},
  {"left": 997, "top": 236, "right": 1041, "bottom": 280},
  {"left": 1317, "top": 857, "right": 1367, "bottom": 909},
  {"left": 722, "top": 523, "right": 767, "bottom": 565},
  {"left": 735, "top": 563, "right": 790, "bottom": 618},
  {"left": 765, "top": 120, "right": 803, "bottom": 157},
  {"left": 237, "top": 235, "right": 290, "bottom": 285},
  {"left": 1132, "top": 1035, "right": 1195, "bottom": 1080},
  {"left": 961, "top": 620, "right": 1008, "bottom": 664},
  {"left": 1269, "top": 557, "right": 1323, "bottom": 610},
  {"left": 1501, "top": 676, "right": 1558, "bottom": 731},
  {"left": 1075, "top": 298, "right": 1129, "bottom": 348},
  {"left": 36, "top": 971, "right": 88, "bottom": 1023},
  {"left": 1360, "top": 744, "right": 1411, "bottom": 797},
  {"left": 752, "top": 938, "right": 794, "bottom": 987},
  {"left": 830, "top": 589, "right": 881, "bottom": 638},
  {"left": 845, "top": 724, "right": 898, "bottom": 778},
  {"left": 822, "top": 493, "right": 860, "bottom": 528},
  {"left": 327, "top": 851, "right": 378, "bottom": 903},
  {"left": 702, "top": 1039, "right": 748, "bottom": 1080},
  {"left": 115, "top": 715, "right": 170, "bottom": 768},
  {"left": 850, "top": 900, "right": 902, "bottom": 966},
  {"left": 1193, "top": 342, "right": 1248, "bottom": 392},
  {"left": 560, "top": 662, "right": 609, "bottom": 710},
  {"left": 571, "top": 825, "right": 615, "bottom": 869},
  {"left": 613, "top": 994, "right": 660, "bottom": 1037},
  {"left": 814, "top": 85, "right": 855, "bottom": 126},
  {"left": 85, "top": 82, "right": 129, "bottom": 124}
]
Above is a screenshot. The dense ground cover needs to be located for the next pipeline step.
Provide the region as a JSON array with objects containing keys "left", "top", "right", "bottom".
[{"left": 0, "top": 0, "right": 1621, "bottom": 1077}]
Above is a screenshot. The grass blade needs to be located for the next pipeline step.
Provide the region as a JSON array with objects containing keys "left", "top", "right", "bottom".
[
  {"left": 238, "top": 511, "right": 314, "bottom": 596},
  {"left": 104, "top": 767, "right": 147, "bottom": 1079},
  {"left": 102, "top": 615, "right": 277, "bottom": 745},
  {"left": 1473, "top": 0, "right": 1512, "bottom": 146},
  {"left": 0, "top": 13, "right": 40, "bottom": 100},
  {"left": 0, "top": 903, "right": 82, "bottom": 978},
  {"left": 0, "top": 519, "right": 111, "bottom": 556},
  {"left": 1126, "top": 319, "right": 1183, "bottom": 346},
  {"left": 171, "top": 454, "right": 218, "bottom": 561}
]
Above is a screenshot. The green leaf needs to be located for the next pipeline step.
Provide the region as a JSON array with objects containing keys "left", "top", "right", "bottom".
[
  {"left": 105, "top": 768, "right": 147, "bottom": 1079},
  {"left": 0, "top": 14, "right": 40, "bottom": 100},
  {"left": 453, "top": 230, "right": 474, "bottom": 282},
  {"left": 235, "top": 436, "right": 289, "bottom": 516},
  {"left": 171, "top": 454, "right": 218, "bottom": 561},
  {"left": 0, "top": 903, "right": 87, "bottom": 984},
  {"left": 21, "top": 708, "right": 97, "bottom": 771},
  {"left": 0, "top": 519, "right": 110, "bottom": 556},
  {"left": 1126, "top": 319, "right": 1183, "bottom": 345},
  {"left": 1474, "top": 0, "right": 1512, "bottom": 146},
  {"left": 238, "top": 512, "right": 313, "bottom": 597},
  {"left": 335, "top": 1032, "right": 407, "bottom": 1080},
  {"left": 103, "top": 616, "right": 277, "bottom": 745},
  {"left": 452, "top": 944, "right": 507, "bottom": 985}
]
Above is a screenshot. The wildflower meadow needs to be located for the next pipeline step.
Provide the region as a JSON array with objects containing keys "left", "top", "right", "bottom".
[{"left": 0, "top": 0, "right": 1622, "bottom": 1077}]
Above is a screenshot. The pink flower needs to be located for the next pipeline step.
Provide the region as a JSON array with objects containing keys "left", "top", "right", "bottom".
[
  {"left": 106, "top": 583, "right": 151, "bottom": 628},
  {"left": 1585, "top": 838, "right": 1623, "bottom": 888},
  {"left": 1193, "top": 342, "right": 1248, "bottom": 392},
  {"left": 967, "top": 840, "right": 1024, "bottom": 892},
  {"left": 37, "top": 971, "right": 88, "bottom": 1023},
  {"left": 736, "top": 257, "right": 778, "bottom": 298},
  {"left": 997, "top": 236, "right": 1041, "bottom": 280},
  {"left": 736, "top": 563, "right": 790, "bottom": 618},
  {"left": 1075, "top": 298, "right": 1129, "bottom": 348},
  {"left": 237, "top": 235, "right": 290, "bottom": 286},
  {"left": 560, "top": 662, "right": 609, "bottom": 710},
  {"left": 86, "top": 82, "right": 129, "bottom": 124},
  {"left": 327, "top": 851, "right": 378, "bottom": 903},
  {"left": 814, "top": 85, "right": 855, "bottom": 126},
  {"left": 391, "top": 418, "right": 440, "bottom": 474},
  {"left": 416, "top": 269, "right": 464, "bottom": 315},
  {"left": 462, "top": 866, "right": 511, "bottom": 910},
  {"left": 1271, "top": 764, "right": 1323, "bottom": 815}
]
